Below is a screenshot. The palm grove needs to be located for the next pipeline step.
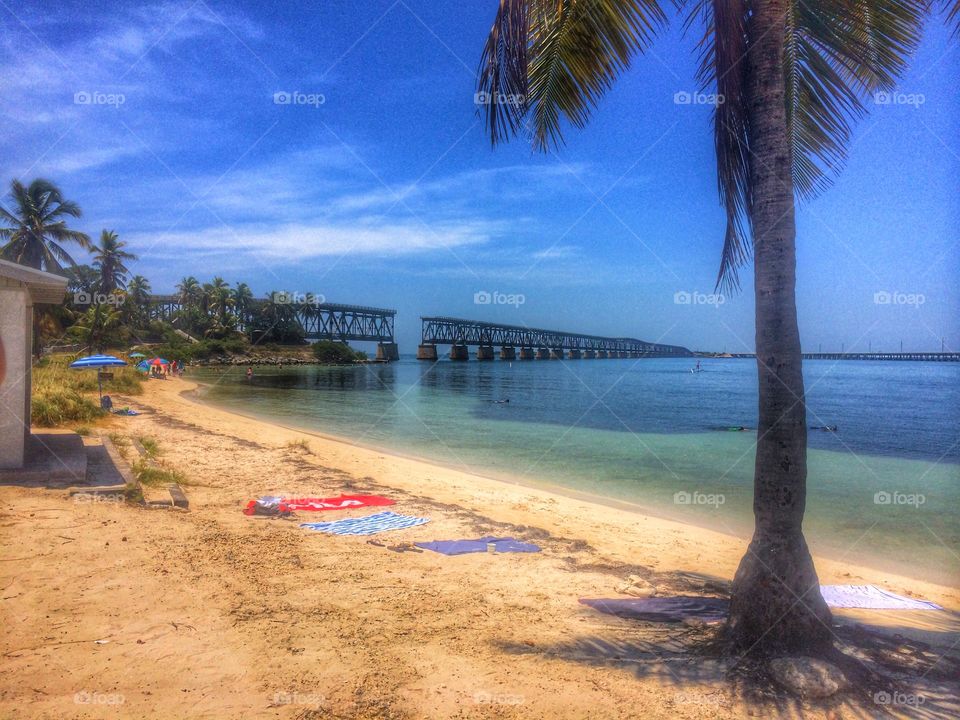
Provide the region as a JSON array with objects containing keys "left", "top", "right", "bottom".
[{"left": 0, "top": 179, "right": 311, "bottom": 353}]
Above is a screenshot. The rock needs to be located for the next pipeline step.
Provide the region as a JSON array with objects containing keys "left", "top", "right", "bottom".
[
  {"left": 769, "top": 657, "right": 848, "bottom": 699},
  {"left": 615, "top": 574, "right": 657, "bottom": 598}
]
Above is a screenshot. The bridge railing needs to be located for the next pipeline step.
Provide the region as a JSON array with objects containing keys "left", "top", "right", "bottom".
[{"left": 420, "top": 317, "right": 691, "bottom": 355}]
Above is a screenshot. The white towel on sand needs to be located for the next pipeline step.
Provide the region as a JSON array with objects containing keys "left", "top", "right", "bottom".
[{"left": 820, "top": 584, "right": 942, "bottom": 610}]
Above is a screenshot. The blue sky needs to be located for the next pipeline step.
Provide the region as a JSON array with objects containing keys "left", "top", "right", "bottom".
[{"left": 2, "top": 0, "right": 957, "bottom": 353}]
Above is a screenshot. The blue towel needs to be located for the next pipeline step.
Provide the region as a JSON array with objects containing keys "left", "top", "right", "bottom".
[
  {"left": 300, "top": 511, "right": 429, "bottom": 536},
  {"left": 415, "top": 536, "right": 541, "bottom": 555}
]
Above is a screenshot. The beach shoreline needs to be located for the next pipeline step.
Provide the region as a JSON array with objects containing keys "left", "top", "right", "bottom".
[
  {"left": 186, "top": 376, "right": 957, "bottom": 590},
  {"left": 178, "top": 377, "right": 958, "bottom": 607}
]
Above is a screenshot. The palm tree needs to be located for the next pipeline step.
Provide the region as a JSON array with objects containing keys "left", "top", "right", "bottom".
[
  {"left": 0, "top": 178, "right": 91, "bottom": 272},
  {"left": 125, "top": 275, "right": 151, "bottom": 327},
  {"left": 232, "top": 282, "right": 254, "bottom": 331},
  {"left": 92, "top": 230, "right": 137, "bottom": 293},
  {"left": 477, "top": 0, "right": 924, "bottom": 654},
  {"left": 203, "top": 277, "right": 235, "bottom": 338}
]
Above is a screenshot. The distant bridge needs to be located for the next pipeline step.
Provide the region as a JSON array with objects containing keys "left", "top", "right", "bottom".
[
  {"left": 727, "top": 352, "right": 959, "bottom": 362},
  {"left": 417, "top": 316, "right": 691, "bottom": 360},
  {"left": 146, "top": 295, "right": 398, "bottom": 359}
]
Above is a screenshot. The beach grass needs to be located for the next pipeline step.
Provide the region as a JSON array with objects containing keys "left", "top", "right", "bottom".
[
  {"left": 31, "top": 353, "right": 144, "bottom": 426},
  {"left": 134, "top": 461, "right": 188, "bottom": 488}
]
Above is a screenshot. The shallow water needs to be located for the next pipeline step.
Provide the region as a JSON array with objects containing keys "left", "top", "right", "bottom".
[{"left": 191, "top": 357, "right": 960, "bottom": 585}]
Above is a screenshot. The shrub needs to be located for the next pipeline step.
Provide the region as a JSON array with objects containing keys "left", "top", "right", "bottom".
[
  {"left": 311, "top": 340, "right": 363, "bottom": 364},
  {"left": 30, "top": 353, "right": 144, "bottom": 426}
]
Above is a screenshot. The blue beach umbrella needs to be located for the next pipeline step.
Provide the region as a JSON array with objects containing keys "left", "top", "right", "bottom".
[{"left": 69, "top": 354, "right": 127, "bottom": 401}]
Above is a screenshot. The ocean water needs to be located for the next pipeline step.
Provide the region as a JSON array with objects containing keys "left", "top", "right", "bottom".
[{"left": 190, "top": 358, "right": 960, "bottom": 585}]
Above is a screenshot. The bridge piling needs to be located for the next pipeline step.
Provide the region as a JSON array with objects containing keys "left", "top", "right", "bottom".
[
  {"left": 416, "top": 344, "right": 438, "bottom": 361},
  {"left": 376, "top": 343, "right": 399, "bottom": 362},
  {"left": 500, "top": 346, "right": 516, "bottom": 360},
  {"left": 519, "top": 347, "right": 534, "bottom": 360},
  {"left": 476, "top": 345, "right": 495, "bottom": 361}
]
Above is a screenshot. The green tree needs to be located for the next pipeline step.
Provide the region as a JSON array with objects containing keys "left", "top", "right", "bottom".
[
  {"left": 125, "top": 275, "right": 151, "bottom": 328},
  {"left": 477, "top": 0, "right": 924, "bottom": 654},
  {"left": 92, "top": 230, "right": 137, "bottom": 293},
  {"left": 0, "top": 178, "right": 91, "bottom": 272}
]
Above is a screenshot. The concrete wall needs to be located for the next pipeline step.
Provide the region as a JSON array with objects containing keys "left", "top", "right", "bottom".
[{"left": 0, "top": 281, "right": 31, "bottom": 469}]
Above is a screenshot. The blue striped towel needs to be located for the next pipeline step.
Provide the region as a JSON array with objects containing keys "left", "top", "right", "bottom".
[{"left": 300, "top": 511, "right": 429, "bottom": 536}]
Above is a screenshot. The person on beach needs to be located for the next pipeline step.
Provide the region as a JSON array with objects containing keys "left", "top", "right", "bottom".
[{"left": 246, "top": 366, "right": 253, "bottom": 381}]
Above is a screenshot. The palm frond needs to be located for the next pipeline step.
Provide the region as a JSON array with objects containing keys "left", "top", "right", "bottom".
[
  {"left": 478, "top": 0, "right": 667, "bottom": 150},
  {"left": 784, "top": 0, "right": 924, "bottom": 200},
  {"left": 945, "top": 0, "right": 960, "bottom": 36},
  {"left": 686, "top": 0, "right": 752, "bottom": 293},
  {"left": 477, "top": 0, "right": 530, "bottom": 145}
]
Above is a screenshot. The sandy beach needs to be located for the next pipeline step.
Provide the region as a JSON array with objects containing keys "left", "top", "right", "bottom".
[{"left": 2, "top": 376, "right": 958, "bottom": 719}]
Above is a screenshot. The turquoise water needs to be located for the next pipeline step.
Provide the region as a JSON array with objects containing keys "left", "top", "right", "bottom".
[{"left": 190, "top": 358, "right": 959, "bottom": 585}]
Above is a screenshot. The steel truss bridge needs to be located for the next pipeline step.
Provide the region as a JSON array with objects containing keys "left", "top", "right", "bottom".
[
  {"left": 145, "top": 295, "right": 396, "bottom": 343},
  {"left": 419, "top": 316, "right": 691, "bottom": 356}
]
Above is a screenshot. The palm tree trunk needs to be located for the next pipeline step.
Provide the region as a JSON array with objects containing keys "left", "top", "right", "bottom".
[{"left": 726, "top": 0, "right": 832, "bottom": 654}]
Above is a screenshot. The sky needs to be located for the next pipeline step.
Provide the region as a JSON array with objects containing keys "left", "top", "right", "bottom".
[{"left": 1, "top": 0, "right": 957, "bottom": 353}]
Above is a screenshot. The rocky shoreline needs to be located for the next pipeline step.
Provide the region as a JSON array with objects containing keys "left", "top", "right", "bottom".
[{"left": 186, "top": 355, "right": 380, "bottom": 366}]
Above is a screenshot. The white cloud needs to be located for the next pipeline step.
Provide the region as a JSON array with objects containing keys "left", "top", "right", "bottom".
[{"left": 128, "top": 220, "right": 489, "bottom": 265}]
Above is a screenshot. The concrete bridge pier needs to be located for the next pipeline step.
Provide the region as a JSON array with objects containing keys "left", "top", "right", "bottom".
[
  {"left": 584, "top": 350, "right": 596, "bottom": 359},
  {"left": 549, "top": 349, "right": 564, "bottom": 360},
  {"left": 535, "top": 348, "right": 550, "bottom": 360},
  {"left": 500, "top": 346, "right": 516, "bottom": 360},
  {"left": 567, "top": 349, "right": 582, "bottom": 359},
  {"left": 417, "top": 344, "right": 438, "bottom": 361},
  {"left": 450, "top": 344, "right": 469, "bottom": 361},
  {"left": 477, "top": 345, "right": 495, "bottom": 361},
  {"left": 376, "top": 342, "right": 400, "bottom": 362},
  {"left": 519, "top": 347, "right": 535, "bottom": 360},
  {"left": 597, "top": 350, "right": 608, "bottom": 359}
]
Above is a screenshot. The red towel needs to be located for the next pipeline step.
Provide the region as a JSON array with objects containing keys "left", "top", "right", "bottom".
[{"left": 276, "top": 494, "right": 396, "bottom": 511}]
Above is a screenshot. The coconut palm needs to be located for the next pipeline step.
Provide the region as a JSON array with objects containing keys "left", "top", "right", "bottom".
[
  {"left": 203, "top": 277, "right": 235, "bottom": 338},
  {"left": 92, "top": 230, "right": 137, "bottom": 293},
  {"left": 0, "top": 178, "right": 91, "bottom": 272},
  {"left": 125, "top": 275, "right": 151, "bottom": 327},
  {"left": 232, "top": 282, "right": 254, "bottom": 330},
  {"left": 477, "top": 0, "right": 924, "bottom": 654}
]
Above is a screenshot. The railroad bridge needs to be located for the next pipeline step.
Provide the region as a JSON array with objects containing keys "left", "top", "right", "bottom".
[
  {"left": 730, "top": 352, "right": 960, "bottom": 362},
  {"left": 417, "top": 316, "right": 691, "bottom": 361},
  {"left": 146, "top": 295, "right": 399, "bottom": 360}
]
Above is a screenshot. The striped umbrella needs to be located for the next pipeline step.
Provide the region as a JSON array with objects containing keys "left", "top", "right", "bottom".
[{"left": 69, "top": 354, "right": 127, "bottom": 401}]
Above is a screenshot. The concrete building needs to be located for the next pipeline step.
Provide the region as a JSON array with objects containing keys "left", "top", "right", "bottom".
[{"left": 0, "top": 259, "right": 68, "bottom": 470}]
